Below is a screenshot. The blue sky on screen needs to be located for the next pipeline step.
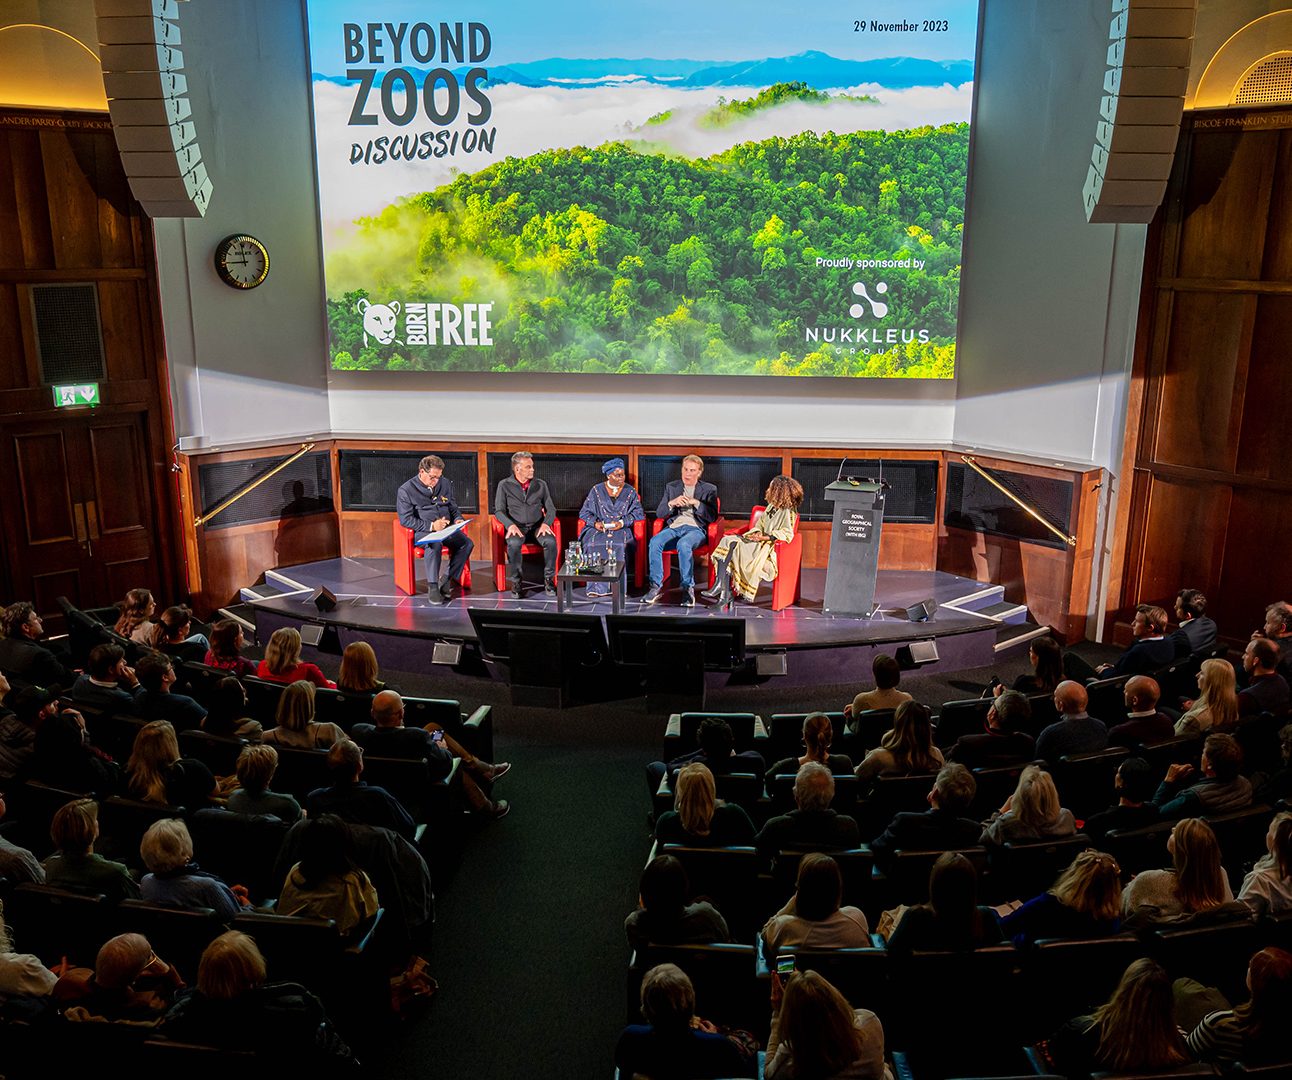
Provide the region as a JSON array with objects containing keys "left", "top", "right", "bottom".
[{"left": 306, "top": 1, "right": 980, "bottom": 70}]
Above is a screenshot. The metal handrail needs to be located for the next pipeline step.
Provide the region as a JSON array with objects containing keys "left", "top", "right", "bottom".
[
  {"left": 193, "top": 442, "right": 316, "bottom": 527},
  {"left": 960, "top": 455, "right": 1076, "bottom": 547}
]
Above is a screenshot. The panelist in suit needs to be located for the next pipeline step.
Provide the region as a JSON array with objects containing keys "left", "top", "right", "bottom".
[
  {"left": 493, "top": 451, "right": 558, "bottom": 597},
  {"left": 396, "top": 454, "right": 474, "bottom": 603},
  {"left": 644, "top": 454, "right": 719, "bottom": 608}
]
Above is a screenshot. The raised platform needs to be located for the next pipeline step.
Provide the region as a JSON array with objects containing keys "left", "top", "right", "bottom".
[{"left": 241, "top": 557, "right": 1011, "bottom": 692}]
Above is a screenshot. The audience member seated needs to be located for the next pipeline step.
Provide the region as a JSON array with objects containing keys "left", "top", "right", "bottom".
[
  {"left": 306, "top": 739, "right": 416, "bottom": 842},
  {"left": 844, "top": 653, "right": 912, "bottom": 729},
  {"left": 1036, "top": 681, "right": 1108, "bottom": 763},
  {"left": 0, "top": 906, "right": 57, "bottom": 1000},
  {"left": 0, "top": 675, "right": 45, "bottom": 782},
  {"left": 69, "top": 643, "right": 145, "bottom": 714},
  {"left": 256, "top": 627, "right": 336, "bottom": 689},
  {"left": 1153, "top": 732, "right": 1251, "bottom": 818},
  {"left": 147, "top": 604, "right": 209, "bottom": 663},
  {"left": 127, "top": 719, "right": 219, "bottom": 809},
  {"left": 1121, "top": 818, "right": 1234, "bottom": 924},
  {"left": 765, "top": 968, "right": 890, "bottom": 1080},
  {"left": 1181, "top": 946, "right": 1292, "bottom": 1067},
  {"left": 203, "top": 619, "right": 256, "bottom": 678},
  {"left": 886, "top": 851, "right": 1005, "bottom": 955},
  {"left": 53, "top": 932, "right": 184, "bottom": 1024},
  {"left": 1239, "top": 637, "right": 1291, "bottom": 718},
  {"left": 1089, "top": 604, "right": 1177, "bottom": 679},
  {"left": 41, "top": 798, "right": 139, "bottom": 900},
  {"left": 615, "top": 963, "right": 753, "bottom": 1080},
  {"left": 227, "top": 744, "right": 302, "bottom": 822},
  {"left": 1255, "top": 601, "right": 1292, "bottom": 683},
  {"left": 163, "top": 930, "right": 355, "bottom": 1063},
  {"left": 1177, "top": 658, "right": 1239, "bottom": 736},
  {"left": 654, "top": 762, "right": 756, "bottom": 848},
  {"left": 0, "top": 791, "right": 44, "bottom": 884},
  {"left": 998, "top": 849, "right": 1122, "bottom": 947},
  {"left": 336, "top": 640, "right": 395, "bottom": 695},
  {"left": 262, "top": 680, "right": 344, "bottom": 750},
  {"left": 947, "top": 689, "right": 1037, "bottom": 769},
  {"left": 869, "top": 763, "right": 981, "bottom": 869},
  {"left": 766, "top": 711, "right": 854, "bottom": 780},
  {"left": 134, "top": 651, "right": 207, "bottom": 730},
  {"left": 29, "top": 706, "right": 118, "bottom": 795},
  {"left": 276, "top": 814, "right": 379, "bottom": 935},
  {"left": 139, "top": 817, "right": 242, "bottom": 921},
  {"left": 980, "top": 765, "right": 1076, "bottom": 847},
  {"left": 756, "top": 762, "right": 860, "bottom": 863},
  {"left": 1008, "top": 634, "right": 1064, "bottom": 696},
  {"left": 762, "top": 853, "right": 869, "bottom": 954},
  {"left": 201, "top": 676, "right": 263, "bottom": 741},
  {"left": 352, "top": 690, "right": 510, "bottom": 819},
  {"left": 625, "top": 854, "right": 730, "bottom": 950},
  {"left": 1254, "top": 723, "right": 1292, "bottom": 804},
  {"left": 855, "top": 701, "right": 943, "bottom": 785},
  {"left": 1082, "top": 756, "right": 1160, "bottom": 842},
  {"left": 1107, "top": 675, "right": 1175, "bottom": 748},
  {"left": 1172, "top": 588, "right": 1218, "bottom": 658},
  {"left": 1037, "top": 958, "right": 1189, "bottom": 1077},
  {"left": 646, "top": 716, "right": 766, "bottom": 795},
  {"left": 114, "top": 587, "right": 157, "bottom": 645},
  {"left": 1238, "top": 811, "right": 1292, "bottom": 915},
  {"left": 0, "top": 601, "right": 75, "bottom": 688}
]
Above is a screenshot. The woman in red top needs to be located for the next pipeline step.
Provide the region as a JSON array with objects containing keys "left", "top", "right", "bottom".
[
  {"left": 255, "top": 628, "right": 335, "bottom": 689},
  {"left": 204, "top": 620, "right": 257, "bottom": 678}
]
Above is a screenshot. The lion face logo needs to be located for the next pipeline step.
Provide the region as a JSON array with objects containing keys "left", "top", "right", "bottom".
[{"left": 357, "top": 298, "right": 402, "bottom": 346}]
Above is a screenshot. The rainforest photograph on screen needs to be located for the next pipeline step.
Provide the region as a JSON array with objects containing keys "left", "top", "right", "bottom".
[{"left": 307, "top": 1, "right": 980, "bottom": 378}]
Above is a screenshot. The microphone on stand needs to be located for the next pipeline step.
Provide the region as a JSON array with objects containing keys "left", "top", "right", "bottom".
[{"left": 835, "top": 457, "right": 849, "bottom": 483}]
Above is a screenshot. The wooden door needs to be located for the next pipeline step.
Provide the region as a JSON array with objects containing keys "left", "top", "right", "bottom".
[{"left": 1, "top": 410, "right": 163, "bottom": 618}]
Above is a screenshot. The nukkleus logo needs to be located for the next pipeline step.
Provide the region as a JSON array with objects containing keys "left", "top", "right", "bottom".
[
  {"left": 357, "top": 298, "right": 403, "bottom": 346},
  {"left": 849, "top": 281, "right": 889, "bottom": 319}
]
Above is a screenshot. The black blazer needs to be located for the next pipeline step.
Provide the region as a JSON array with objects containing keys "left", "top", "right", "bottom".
[{"left": 655, "top": 479, "right": 720, "bottom": 530}]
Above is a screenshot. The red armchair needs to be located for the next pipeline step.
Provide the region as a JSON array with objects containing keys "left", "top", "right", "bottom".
[
  {"left": 490, "top": 516, "right": 562, "bottom": 592},
  {"left": 650, "top": 497, "right": 723, "bottom": 589},
  {"left": 393, "top": 518, "right": 472, "bottom": 597},
  {"left": 735, "top": 504, "right": 803, "bottom": 611},
  {"left": 575, "top": 517, "right": 647, "bottom": 588}
]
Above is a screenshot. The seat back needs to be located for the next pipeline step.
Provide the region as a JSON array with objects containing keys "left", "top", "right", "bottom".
[
  {"left": 969, "top": 763, "right": 1029, "bottom": 821},
  {"left": 178, "top": 728, "right": 248, "bottom": 776},
  {"left": 1085, "top": 676, "right": 1131, "bottom": 723},
  {"left": 775, "top": 947, "right": 889, "bottom": 1016},
  {"left": 989, "top": 834, "right": 1092, "bottom": 903},
  {"left": 188, "top": 807, "right": 291, "bottom": 903},
  {"left": 229, "top": 910, "right": 341, "bottom": 987},
  {"left": 180, "top": 662, "right": 233, "bottom": 706},
  {"left": 1150, "top": 916, "right": 1265, "bottom": 1005},
  {"left": 934, "top": 698, "right": 993, "bottom": 749},
  {"left": 1103, "top": 819, "right": 1176, "bottom": 876},
  {"left": 317, "top": 689, "right": 372, "bottom": 733},
  {"left": 5, "top": 883, "right": 111, "bottom": 966},
  {"left": 1026, "top": 933, "right": 1146, "bottom": 1036},
  {"left": 268, "top": 745, "right": 332, "bottom": 801},
  {"left": 885, "top": 848, "right": 989, "bottom": 908},
  {"left": 856, "top": 772, "right": 938, "bottom": 838},
  {"left": 770, "top": 847, "right": 874, "bottom": 917},
  {"left": 767, "top": 712, "right": 854, "bottom": 761},
  {"left": 6, "top": 779, "right": 87, "bottom": 857},
  {"left": 242, "top": 676, "right": 287, "bottom": 725},
  {"left": 677, "top": 712, "right": 759, "bottom": 752},
  {"left": 1025, "top": 692, "right": 1060, "bottom": 735},
  {"left": 57, "top": 596, "right": 114, "bottom": 667},
  {"left": 766, "top": 772, "right": 857, "bottom": 816},
  {"left": 1205, "top": 804, "right": 1276, "bottom": 871},
  {"left": 628, "top": 942, "right": 758, "bottom": 1027},
  {"left": 658, "top": 844, "right": 761, "bottom": 937},
  {"left": 852, "top": 709, "right": 897, "bottom": 751},
  {"left": 114, "top": 899, "right": 225, "bottom": 981},
  {"left": 1140, "top": 734, "right": 1204, "bottom": 777},
  {"left": 361, "top": 755, "right": 432, "bottom": 821},
  {"left": 98, "top": 795, "right": 184, "bottom": 869},
  {"left": 1051, "top": 747, "right": 1130, "bottom": 820},
  {"left": 888, "top": 945, "right": 1021, "bottom": 1055}
]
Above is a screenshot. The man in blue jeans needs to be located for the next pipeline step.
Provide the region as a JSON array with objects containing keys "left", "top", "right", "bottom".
[{"left": 643, "top": 454, "right": 720, "bottom": 607}]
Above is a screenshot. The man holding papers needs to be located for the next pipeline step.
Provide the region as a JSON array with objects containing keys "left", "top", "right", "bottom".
[{"left": 396, "top": 454, "right": 474, "bottom": 603}]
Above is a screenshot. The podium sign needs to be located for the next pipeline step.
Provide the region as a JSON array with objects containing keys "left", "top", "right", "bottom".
[{"left": 823, "top": 480, "right": 885, "bottom": 616}]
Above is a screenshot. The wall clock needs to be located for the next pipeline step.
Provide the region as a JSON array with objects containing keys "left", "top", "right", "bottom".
[{"left": 214, "top": 234, "right": 270, "bottom": 289}]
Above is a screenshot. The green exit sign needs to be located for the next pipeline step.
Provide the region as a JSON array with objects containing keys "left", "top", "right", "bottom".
[{"left": 52, "top": 383, "right": 100, "bottom": 408}]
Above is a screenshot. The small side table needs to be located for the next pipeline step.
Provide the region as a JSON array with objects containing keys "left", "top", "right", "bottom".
[{"left": 555, "top": 563, "right": 626, "bottom": 614}]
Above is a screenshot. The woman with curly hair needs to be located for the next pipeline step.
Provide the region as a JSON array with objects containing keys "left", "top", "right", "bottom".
[
  {"left": 702, "top": 474, "right": 803, "bottom": 607},
  {"left": 114, "top": 588, "right": 156, "bottom": 644}
]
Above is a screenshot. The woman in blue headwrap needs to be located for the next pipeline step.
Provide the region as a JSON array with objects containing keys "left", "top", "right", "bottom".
[{"left": 579, "top": 458, "right": 645, "bottom": 597}]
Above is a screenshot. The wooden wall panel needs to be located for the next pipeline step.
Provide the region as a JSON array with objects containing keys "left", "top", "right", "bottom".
[
  {"left": 1136, "top": 477, "right": 1231, "bottom": 606},
  {"left": 1236, "top": 294, "right": 1292, "bottom": 479},
  {"left": 1177, "top": 129, "right": 1274, "bottom": 279},
  {"left": 99, "top": 280, "right": 149, "bottom": 382},
  {"left": 0, "top": 283, "right": 24, "bottom": 390},
  {"left": 1217, "top": 490, "right": 1292, "bottom": 635},
  {"left": 1262, "top": 131, "right": 1292, "bottom": 282},
  {"left": 196, "top": 516, "right": 341, "bottom": 614},
  {"left": 7, "top": 131, "right": 55, "bottom": 268}
]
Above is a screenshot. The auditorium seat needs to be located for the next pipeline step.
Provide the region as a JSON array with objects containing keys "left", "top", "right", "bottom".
[
  {"left": 741, "top": 504, "right": 803, "bottom": 611},
  {"left": 178, "top": 728, "right": 248, "bottom": 776},
  {"left": 969, "top": 762, "right": 1031, "bottom": 821},
  {"left": 393, "top": 517, "right": 472, "bottom": 597},
  {"left": 1025, "top": 692, "right": 1059, "bottom": 736},
  {"left": 852, "top": 708, "right": 898, "bottom": 751},
  {"left": 987, "top": 835, "right": 1091, "bottom": 904},
  {"left": 1024, "top": 933, "right": 1145, "bottom": 1035},
  {"left": 766, "top": 711, "right": 857, "bottom": 761},
  {"left": 770, "top": 847, "right": 874, "bottom": 920},
  {"left": 1204, "top": 804, "right": 1275, "bottom": 874},
  {"left": 1139, "top": 733, "right": 1204, "bottom": 776},
  {"left": 1050, "top": 747, "right": 1130, "bottom": 820},
  {"left": 575, "top": 515, "right": 647, "bottom": 589},
  {"left": 650, "top": 497, "right": 724, "bottom": 591},
  {"left": 662, "top": 711, "right": 765, "bottom": 759},
  {"left": 766, "top": 772, "right": 858, "bottom": 817},
  {"left": 180, "top": 661, "right": 235, "bottom": 705},
  {"left": 1103, "top": 819, "right": 1177, "bottom": 876},
  {"left": 403, "top": 697, "right": 494, "bottom": 761},
  {"left": 1149, "top": 916, "right": 1264, "bottom": 1005},
  {"left": 98, "top": 795, "right": 184, "bottom": 869},
  {"left": 57, "top": 595, "right": 117, "bottom": 667},
  {"left": 879, "top": 848, "right": 990, "bottom": 910},
  {"left": 627, "top": 942, "right": 760, "bottom": 1029},
  {"left": 5, "top": 883, "right": 111, "bottom": 966},
  {"left": 7, "top": 779, "right": 88, "bottom": 856},
  {"left": 1084, "top": 675, "right": 1132, "bottom": 723},
  {"left": 658, "top": 843, "right": 761, "bottom": 937},
  {"left": 114, "top": 898, "right": 225, "bottom": 979},
  {"left": 242, "top": 675, "right": 288, "bottom": 726},
  {"left": 188, "top": 807, "right": 291, "bottom": 904},
  {"left": 1023, "top": 1046, "right": 1219, "bottom": 1080},
  {"left": 81, "top": 708, "right": 147, "bottom": 763},
  {"left": 754, "top": 944, "right": 889, "bottom": 1020},
  {"left": 933, "top": 698, "right": 994, "bottom": 749},
  {"left": 138, "top": 1039, "right": 257, "bottom": 1078},
  {"left": 488, "top": 514, "right": 562, "bottom": 592}
]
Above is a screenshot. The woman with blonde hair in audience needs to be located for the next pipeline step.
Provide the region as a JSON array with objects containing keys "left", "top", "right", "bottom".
[
  {"left": 980, "top": 764, "right": 1075, "bottom": 846},
  {"left": 114, "top": 588, "right": 156, "bottom": 644},
  {"left": 262, "top": 680, "right": 343, "bottom": 749},
  {"left": 1184, "top": 947, "right": 1292, "bottom": 1066},
  {"left": 126, "top": 720, "right": 218, "bottom": 810},
  {"left": 1038, "top": 958, "right": 1189, "bottom": 1076},
  {"left": 1239, "top": 811, "right": 1292, "bottom": 915},
  {"left": 766, "top": 968, "right": 890, "bottom": 1080},
  {"left": 203, "top": 619, "right": 256, "bottom": 678},
  {"left": 1122, "top": 817, "right": 1234, "bottom": 922},
  {"left": 766, "top": 713, "right": 855, "bottom": 783},
  {"left": 1176, "top": 658, "right": 1240, "bottom": 736},
  {"left": 336, "top": 640, "right": 393, "bottom": 695},
  {"left": 654, "top": 762, "right": 756, "bottom": 847},
  {"left": 999, "top": 849, "right": 1123, "bottom": 947},
  {"left": 856, "top": 701, "right": 943, "bottom": 784},
  {"left": 139, "top": 818, "right": 241, "bottom": 921},
  {"left": 255, "top": 627, "right": 335, "bottom": 689},
  {"left": 763, "top": 853, "right": 869, "bottom": 955}
]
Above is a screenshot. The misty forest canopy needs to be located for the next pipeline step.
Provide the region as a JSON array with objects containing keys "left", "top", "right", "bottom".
[{"left": 327, "top": 83, "right": 968, "bottom": 378}]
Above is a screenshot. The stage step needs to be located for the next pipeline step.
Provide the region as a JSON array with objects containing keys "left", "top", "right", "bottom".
[
  {"left": 239, "top": 578, "right": 307, "bottom": 604},
  {"left": 994, "top": 620, "right": 1051, "bottom": 654},
  {"left": 941, "top": 584, "right": 1006, "bottom": 615},
  {"left": 215, "top": 604, "right": 256, "bottom": 634},
  {"left": 977, "top": 599, "right": 1030, "bottom": 625}
]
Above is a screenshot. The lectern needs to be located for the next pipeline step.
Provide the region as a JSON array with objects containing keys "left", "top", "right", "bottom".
[{"left": 822, "top": 480, "right": 886, "bottom": 616}]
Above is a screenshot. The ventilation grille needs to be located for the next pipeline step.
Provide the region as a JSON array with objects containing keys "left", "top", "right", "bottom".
[
  {"left": 338, "top": 450, "right": 479, "bottom": 512},
  {"left": 1235, "top": 54, "right": 1292, "bottom": 106},
  {"left": 791, "top": 459, "right": 939, "bottom": 523},
  {"left": 31, "top": 284, "right": 106, "bottom": 384},
  {"left": 198, "top": 452, "right": 333, "bottom": 529},
  {"left": 944, "top": 463, "right": 1073, "bottom": 549},
  {"left": 638, "top": 456, "right": 782, "bottom": 519}
]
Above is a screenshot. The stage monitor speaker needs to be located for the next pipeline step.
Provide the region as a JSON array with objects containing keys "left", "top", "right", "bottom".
[
  {"left": 754, "top": 652, "right": 788, "bottom": 676},
  {"left": 431, "top": 641, "right": 463, "bottom": 665},
  {"left": 311, "top": 587, "right": 337, "bottom": 612},
  {"left": 897, "top": 640, "right": 939, "bottom": 667},
  {"left": 904, "top": 598, "right": 937, "bottom": 622},
  {"left": 299, "top": 624, "right": 324, "bottom": 647}
]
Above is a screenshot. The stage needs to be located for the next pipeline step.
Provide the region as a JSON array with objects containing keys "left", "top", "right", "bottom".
[{"left": 237, "top": 557, "right": 1033, "bottom": 696}]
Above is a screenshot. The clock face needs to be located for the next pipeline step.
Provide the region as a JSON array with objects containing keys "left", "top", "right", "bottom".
[{"left": 214, "top": 234, "right": 269, "bottom": 289}]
